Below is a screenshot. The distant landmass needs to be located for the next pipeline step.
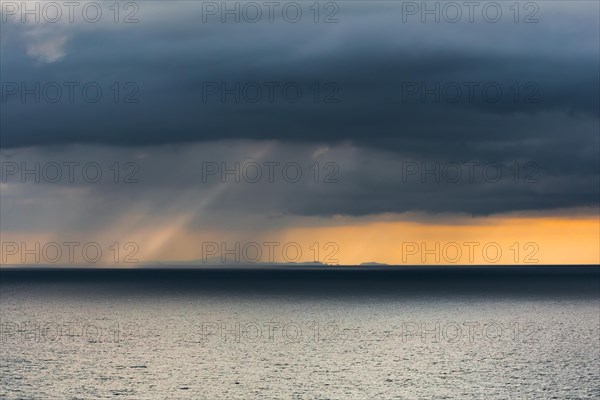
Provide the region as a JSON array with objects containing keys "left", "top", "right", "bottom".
[
  {"left": 145, "top": 259, "right": 328, "bottom": 267},
  {"left": 360, "top": 262, "right": 389, "bottom": 266}
]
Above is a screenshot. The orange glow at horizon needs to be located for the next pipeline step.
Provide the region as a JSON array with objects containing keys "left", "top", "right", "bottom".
[
  {"left": 277, "top": 216, "right": 599, "bottom": 265},
  {"left": 1, "top": 214, "right": 598, "bottom": 266}
]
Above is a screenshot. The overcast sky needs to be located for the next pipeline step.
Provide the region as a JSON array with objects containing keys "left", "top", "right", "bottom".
[{"left": 1, "top": 1, "right": 598, "bottom": 264}]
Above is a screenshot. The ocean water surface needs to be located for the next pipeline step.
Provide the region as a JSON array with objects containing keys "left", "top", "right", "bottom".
[{"left": 1, "top": 267, "right": 598, "bottom": 399}]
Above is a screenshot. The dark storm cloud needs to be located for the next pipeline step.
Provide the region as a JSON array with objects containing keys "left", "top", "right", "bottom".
[
  {"left": 1, "top": 2, "right": 598, "bottom": 148},
  {"left": 0, "top": 1, "right": 598, "bottom": 219},
  {"left": 0, "top": 142, "right": 597, "bottom": 236}
]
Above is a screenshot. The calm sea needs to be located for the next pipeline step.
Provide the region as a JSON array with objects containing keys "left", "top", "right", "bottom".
[{"left": 1, "top": 266, "right": 599, "bottom": 399}]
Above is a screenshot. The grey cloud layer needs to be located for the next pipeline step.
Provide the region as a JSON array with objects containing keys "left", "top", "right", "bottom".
[
  {"left": 1, "top": 142, "right": 597, "bottom": 235},
  {"left": 0, "top": 1, "right": 598, "bottom": 218},
  {"left": 2, "top": 2, "right": 598, "bottom": 146}
]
